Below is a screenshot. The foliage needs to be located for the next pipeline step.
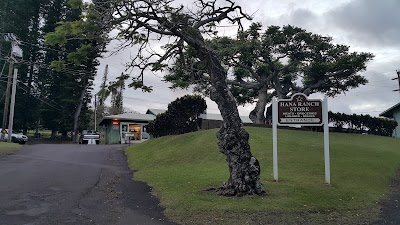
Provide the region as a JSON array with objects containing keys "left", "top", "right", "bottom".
[
  {"left": 43, "top": 0, "right": 110, "bottom": 139},
  {"left": 165, "top": 23, "right": 374, "bottom": 123},
  {"left": 126, "top": 127, "right": 400, "bottom": 224},
  {"left": 0, "top": 0, "right": 48, "bottom": 133},
  {"left": 56, "top": 0, "right": 266, "bottom": 195},
  {"left": 147, "top": 95, "right": 207, "bottom": 138},
  {"left": 328, "top": 111, "right": 398, "bottom": 137},
  {"left": 108, "top": 73, "right": 128, "bottom": 115}
]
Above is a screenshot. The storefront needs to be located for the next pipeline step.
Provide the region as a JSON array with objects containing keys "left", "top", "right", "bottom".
[
  {"left": 120, "top": 122, "right": 149, "bottom": 144},
  {"left": 99, "top": 108, "right": 253, "bottom": 144},
  {"left": 99, "top": 113, "right": 156, "bottom": 144}
]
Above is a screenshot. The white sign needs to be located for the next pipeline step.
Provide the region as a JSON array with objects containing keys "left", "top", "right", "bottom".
[{"left": 272, "top": 96, "right": 331, "bottom": 185}]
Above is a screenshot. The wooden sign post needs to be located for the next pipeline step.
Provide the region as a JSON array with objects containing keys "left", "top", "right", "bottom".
[{"left": 272, "top": 93, "right": 330, "bottom": 184}]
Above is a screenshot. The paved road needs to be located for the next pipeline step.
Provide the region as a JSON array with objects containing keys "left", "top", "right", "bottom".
[{"left": 0, "top": 144, "right": 177, "bottom": 225}]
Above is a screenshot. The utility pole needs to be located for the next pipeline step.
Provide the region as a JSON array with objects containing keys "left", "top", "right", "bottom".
[
  {"left": 393, "top": 70, "right": 400, "bottom": 93},
  {"left": 1, "top": 33, "right": 22, "bottom": 141},
  {"left": 94, "top": 95, "right": 97, "bottom": 131},
  {"left": 2, "top": 55, "right": 14, "bottom": 130},
  {"left": 7, "top": 69, "right": 18, "bottom": 142}
]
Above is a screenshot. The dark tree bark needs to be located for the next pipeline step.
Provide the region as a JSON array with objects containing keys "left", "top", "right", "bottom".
[
  {"left": 72, "top": 82, "right": 88, "bottom": 143},
  {"left": 249, "top": 86, "right": 268, "bottom": 124},
  {"left": 109, "top": 0, "right": 266, "bottom": 196},
  {"left": 182, "top": 28, "right": 265, "bottom": 195},
  {"left": 51, "top": 129, "right": 57, "bottom": 138}
]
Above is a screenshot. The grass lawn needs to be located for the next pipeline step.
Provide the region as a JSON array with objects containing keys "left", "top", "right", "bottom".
[
  {"left": 0, "top": 142, "right": 22, "bottom": 155},
  {"left": 126, "top": 127, "right": 400, "bottom": 225}
]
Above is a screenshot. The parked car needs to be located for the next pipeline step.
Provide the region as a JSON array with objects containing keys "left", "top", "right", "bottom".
[
  {"left": 0, "top": 128, "right": 28, "bottom": 144},
  {"left": 79, "top": 130, "right": 100, "bottom": 144}
]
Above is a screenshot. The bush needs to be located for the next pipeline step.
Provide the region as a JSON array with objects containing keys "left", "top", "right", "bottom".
[
  {"left": 147, "top": 95, "right": 207, "bottom": 137},
  {"left": 328, "top": 111, "right": 398, "bottom": 137}
]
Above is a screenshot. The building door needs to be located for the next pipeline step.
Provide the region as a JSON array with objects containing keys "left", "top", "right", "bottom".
[
  {"left": 129, "top": 124, "right": 142, "bottom": 141},
  {"left": 120, "top": 123, "right": 143, "bottom": 143},
  {"left": 120, "top": 123, "right": 129, "bottom": 144}
]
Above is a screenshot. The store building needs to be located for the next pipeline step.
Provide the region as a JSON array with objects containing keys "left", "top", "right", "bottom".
[{"left": 99, "top": 108, "right": 253, "bottom": 144}]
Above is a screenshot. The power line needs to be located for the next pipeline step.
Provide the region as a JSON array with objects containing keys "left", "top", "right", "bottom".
[
  {"left": 0, "top": 57, "right": 96, "bottom": 78},
  {"left": 122, "top": 96, "right": 171, "bottom": 105},
  {"left": 0, "top": 79, "right": 64, "bottom": 112},
  {"left": 0, "top": 91, "right": 5, "bottom": 102},
  {"left": 16, "top": 82, "right": 64, "bottom": 112},
  {"left": 16, "top": 80, "right": 66, "bottom": 110},
  {"left": 18, "top": 40, "right": 68, "bottom": 55}
]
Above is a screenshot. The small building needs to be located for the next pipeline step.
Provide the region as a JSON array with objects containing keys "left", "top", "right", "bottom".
[
  {"left": 99, "top": 108, "right": 253, "bottom": 144},
  {"left": 99, "top": 113, "right": 155, "bottom": 144},
  {"left": 379, "top": 102, "right": 400, "bottom": 138}
]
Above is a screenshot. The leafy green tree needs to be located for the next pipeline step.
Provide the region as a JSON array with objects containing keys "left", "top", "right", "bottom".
[
  {"left": 54, "top": 0, "right": 265, "bottom": 196},
  {"left": 44, "top": 0, "right": 109, "bottom": 141},
  {"left": 0, "top": 0, "right": 49, "bottom": 133},
  {"left": 103, "top": 0, "right": 265, "bottom": 196},
  {"left": 328, "top": 111, "right": 397, "bottom": 136},
  {"left": 166, "top": 23, "right": 374, "bottom": 124},
  {"left": 95, "top": 64, "right": 110, "bottom": 125},
  {"left": 108, "top": 73, "right": 128, "bottom": 115},
  {"left": 41, "top": 0, "right": 82, "bottom": 138},
  {"left": 147, "top": 95, "right": 207, "bottom": 137}
]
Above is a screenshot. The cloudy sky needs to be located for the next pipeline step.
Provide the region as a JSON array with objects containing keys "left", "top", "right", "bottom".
[{"left": 95, "top": 0, "right": 400, "bottom": 117}]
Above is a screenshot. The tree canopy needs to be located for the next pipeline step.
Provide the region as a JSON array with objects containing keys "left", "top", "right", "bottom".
[
  {"left": 147, "top": 95, "right": 207, "bottom": 137},
  {"left": 102, "top": 0, "right": 266, "bottom": 196},
  {"left": 165, "top": 23, "right": 374, "bottom": 124}
]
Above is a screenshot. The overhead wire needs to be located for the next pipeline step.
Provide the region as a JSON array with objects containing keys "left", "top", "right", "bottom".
[
  {"left": 16, "top": 82, "right": 64, "bottom": 112},
  {"left": 0, "top": 48, "right": 11, "bottom": 78},
  {"left": 122, "top": 96, "right": 171, "bottom": 105},
  {"left": 18, "top": 40, "right": 68, "bottom": 55},
  {"left": 0, "top": 57, "right": 96, "bottom": 79},
  {"left": 0, "top": 79, "right": 64, "bottom": 112}
]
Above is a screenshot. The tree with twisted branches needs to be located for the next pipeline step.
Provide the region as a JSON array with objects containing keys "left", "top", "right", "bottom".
[
  {"left": 166, "top": 23, "right": 374, "bottom": 124},
  {"left": 108, "top": 0, "right": 265, "bottom": 196}
]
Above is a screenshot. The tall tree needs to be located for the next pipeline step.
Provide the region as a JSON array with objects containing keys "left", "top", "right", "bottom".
[
  {"left": 0, "top": 0, "right": 49, "bottom": 133},
  {"left": 44, "top": 0, "right": 110, "bottom": 141},
  {"left": 41, "top": 0, "right": 81, "bottom": 138},
  {"left": 166, "top": 23, "right": 374, "bottom": 124},
  {"left": 98, "top": 64, "right": 110, "bottom": 106},
  {"left": 104, "top": 0, "right": 265, "bottom": 196},
  {"left": 108, "top": 73, "right": 128, "bottom": 115},
  {"left": 96, "top": 64, "right": 110, "bottom": 123}
]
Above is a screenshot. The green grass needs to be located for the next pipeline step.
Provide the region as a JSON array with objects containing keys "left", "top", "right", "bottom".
[
  {"left": 0, "top": 142, "right": 22, "bottom": 155},
  {"left": 26, "top": 129, "right": 52, "bottom": 138},
  {"left": 126, "top": 127, "right": 400, "bottom": 224}
]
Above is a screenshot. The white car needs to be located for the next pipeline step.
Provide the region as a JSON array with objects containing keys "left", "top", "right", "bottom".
[{"left": 0, "top": 128, "right": 28, "bottom": 144}]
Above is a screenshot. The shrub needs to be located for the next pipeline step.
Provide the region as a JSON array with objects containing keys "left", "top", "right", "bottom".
[
  {"left": 147, "top": 95, "right": 207, "bottom": 137},
  {"left": 328, "top": 111, "right": 398, "bottom": 137}
]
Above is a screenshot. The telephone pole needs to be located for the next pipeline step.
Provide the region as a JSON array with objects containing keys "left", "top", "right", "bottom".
[
  {"left": 393, "top": 70, "right": 400, "bottom": 93},
  {"left": 1, "top": 33, "right": 22, "bottom": 141},
  {"left": 1, "top": 55, "right": 14, "bottom": 130},
  {"left": 94, "top": 95, "right": 97, "bottom": 131},
  {"left": 7, "top": 69, "right": 18, "bottom": 142}
]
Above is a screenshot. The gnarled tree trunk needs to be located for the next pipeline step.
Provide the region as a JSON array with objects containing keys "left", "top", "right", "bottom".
[
  {"left": 192, "top": 36, "right": 265, "bottom": 196},
  {"left": 72, "top": 82, "right": 89, "bottom": 143},
  {"left": 249, "top": 86, "right": 268, "bottom": 124}
]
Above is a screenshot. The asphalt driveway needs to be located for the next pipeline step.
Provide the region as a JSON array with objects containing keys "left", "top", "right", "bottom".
[{"left": 0, "top": 144, "right": 176, "bottom": 225}]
